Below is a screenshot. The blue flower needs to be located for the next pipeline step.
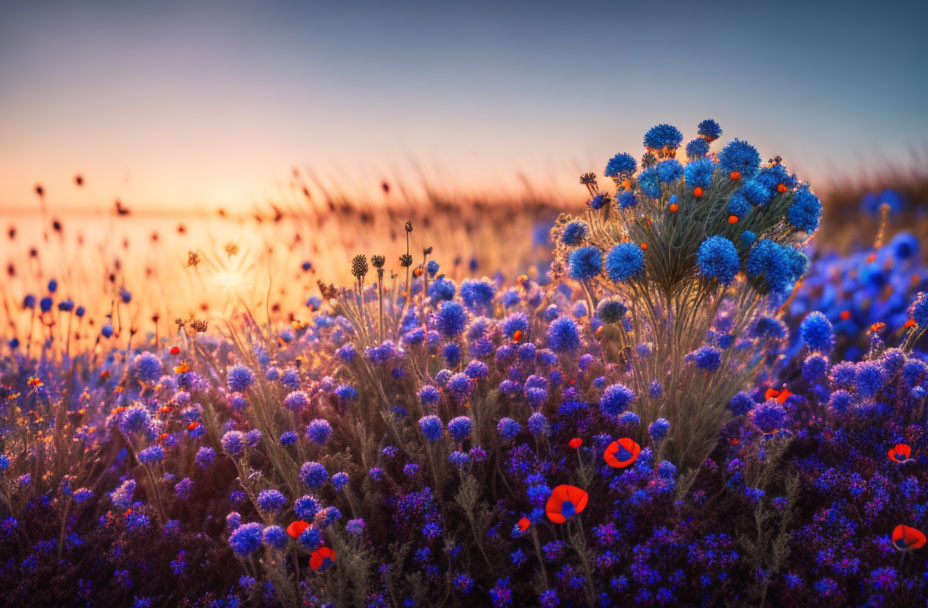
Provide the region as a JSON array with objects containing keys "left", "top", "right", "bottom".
[
  {"left": 497, "top": 417, "right": 521, "bottom": 440},
  {"left": 527, "top": 412, "right": 548, "bottom": 436},
  {"left": 119, "top": 404, "right": 152, "bottom": 435},
  {"left": 447, "top": 372, "right": 475, "bottom": 399},
  {"left": 460, "top": 279, "right": 495, "bottom": 309},
  {"left": 132, "top": 353, "right": 163, "bottom": 383},
  {"left": 686, "top": 346, "right": 721, "bottom": 371},
  {"left": 561, "top": 221, "right": 587, "bottom": 245},
  {"left": 256, "top": 489, "right": 287, "bottom": 514},
  {"left": 648, "top": 418, "right": 670, "bottom": 442},
  {"left": 605, "top": 243, "right": 644, "bottom": 283},
  {"left": 137, "top": 445, "right": 164, "bottom": 464},
  {"left": 786, "top": 186, "right": 822, "bottom": 233},
  {"left": 854, "top": 362, "right": 883, "bottom": 398},
  {"left": 546, "top": 316, "right": 580, "bottom": 353},
  {"left": 656, "top": 160, "right": 684, "bottom": 183},
  {"left": 605, "top": 152, "right": 637, "bottom": 177},
  {"left": 685, "top": 138, "right": 709, "bottom": 159},
  {"left": 618, "top": 191, "right": 637, "bottom": 209},
  {"left": 448, "top": 416, "right": 472, "bottom": 441},
  {"left": 740, "top": 180, "right": 771, "bottom": 206},
  {"left": 590, "top": 194, "right": 608, "bottom": 209},
  {"left": 418, "top": 385, "right": 441, "bottom": 405},
  {"left": 437, "top": 301, "right": 467, "bottom": 337},
  {"left": 221, "top": 431, "right": 245, "bottom": 457},
  {"left": 729, "top": 391, "right": 755, "bottom": 415},
  {"left": 294, "top": 495, "right": 320, "bottom": 520},
  {"left": 418, "top": 415, "right": 443, "bottom": 441},
  {"left": 684, "top": 158, "right": 715, "bottom": 189},
  {"left": 227, "top": 365, "right": 255, "bottom": 393},
  {"left": 697, "top": 119, "right": 722, "bottom": 140},
  {"left": 306, "top": 419, "right": 333, "bottom": 445},
  {"left": 728, "top": 192, "right": 751, "bottom": 219},
  {"left": 283, "top": 390, "right": 308, "bottom": 411},
  {"left": 228, "top": 522, "right": 263, "bottom": 556},
  {"left": 263, "top": 525, "right": 288, "bottom": 549},
  {"left": 799, "top": 311, "right": 835, "bottom": 353},
  {"left": 600, "top": 384, "right": 634, "bottom": 417},
  {"left": 718, "top": 139, "right": 761, "bottom": 178},
  {"left": 595, "top": 299, "right": 627, "bottom": 323},
  {"left": 909, "top": 292, "right": 928, "bottom": 327},
  {"left": 643, "top": 124, "right": 683, "bottom": 151},
  {"left": 638, "top": 168, "right": 661, "bottom": 198},
  {"left": 753, "top": 402, "right": 785, "bottom": 433},
  {"left": 568, "top": 246, "right": 602, "bottom": 280},
  {"left": 697, "top": 236, "right": 740, "bottom": 285},
  {"left": 299, "top": 461, "right": 328, "bottom": 488}
]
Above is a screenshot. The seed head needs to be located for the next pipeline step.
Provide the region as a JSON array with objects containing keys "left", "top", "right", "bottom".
[
  {"left": 399, "top": 254, "right": 413, "bottom": 268},
  {"left": 351, "top": 254, "right": 369, "bottom": 279},
  {"left": 404, "top": 221, "right": 413, "bottom": 233},
  {"left": 371, "top": 255, "right": 385, "bottom": 269}
]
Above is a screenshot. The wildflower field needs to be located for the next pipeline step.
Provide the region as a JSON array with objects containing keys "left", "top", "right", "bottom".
[{"left": 4, "top": 120, "right": 928, "bottom": 607}]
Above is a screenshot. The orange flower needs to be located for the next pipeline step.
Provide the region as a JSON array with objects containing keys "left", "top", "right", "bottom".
[
  {"left": 604, "top": 438, "right": 640, "bottom": 469},
  {"left": 776, "top": 183, "right": 788, "bottom": 193},
  {"left": 568, "top": 437, "right": 582, "bottom": 450},
  {"left": 693, "top": 187, "right": 704, "bottom": 198},
  {"left": 187, "top": 421, "right": 200, "bottom": 432},
  {"left": 764, "top": 387, "right": 792, "bottom": 403},
  {"left": 870, "top": 322, "right": 886, "bottom": 333},
  {"left": 892, "top": 525, "right": 926, "bottom": 551},
  {"left": 728, "top": 215, "right": 738, "bottom": 224},
  {"left": 517, "top": 517, "right": 531, "bottom": 532},
  {"left": 669, "top": 203, "right": 679, "bottom": 213},
  {"left": 174, "top": 362, "right": 189, "bottom": 374},
  {"left": 545, "top": 484, "right": 589, "bottom": 524},
  {"left": 640, "top": 243, "right": 648, "bottom": 251},
  {"left": 889, "top": 443, "right": 913, "bottom": 463},
  {"left": 27, "top": 377, "right": 43, "bottom": 388},
  {"left": 287, "top": 520, "right": 310, "bottom": 538},
  {"left": 730, "top": 171, "right": 741, "bottom": 181},
  {"left": 840, "top": 310, "right": 852, "bottom": 321},
  {"left": 512, "top": 330, "right": 523, "bottom": 342},
  {"left": 170, "top": 346, "right": 180, "bottom": 355},
  {"left": 310, "top": 545, "right": 336, "bottom": 571}
]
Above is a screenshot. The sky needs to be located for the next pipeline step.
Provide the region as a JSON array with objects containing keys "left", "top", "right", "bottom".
[{"left": 1, "top": 0, "right": 926, "bottom": 214}]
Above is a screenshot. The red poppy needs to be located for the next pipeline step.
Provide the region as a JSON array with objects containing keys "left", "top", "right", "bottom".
[
  {"left": 545, "top": 484, "right": 588, "bottom": 524},
  {"left": 518, "top": 517, "right": 531, "bottom": 532},
  {"left": 310, "top": 545, "right": 336, "bottom": 571},
  {"left": 764, "top": 387, "right": 792, "bottom": 403},
  {"left": 892, "top": 525, "right": 926, "bottom": 551},
  {"left": 287, "top": 520, "right": 310, "bottom": 539},
  {"left": 889, "top": 443, "right": 913, "bottom": 463},
  {"left": 604, "top": 438, "right": 640, "bottom": 469},
  {"left": 568, "top": 437, "right": 582, "bottom": 450},
  {"left": 170, "top": 346, "right": 180, "bottom": 355}
]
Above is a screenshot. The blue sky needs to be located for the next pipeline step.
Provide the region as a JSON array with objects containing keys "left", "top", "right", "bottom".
[{"left": 1, "top": 0, "right": 925, "bottom": 211}]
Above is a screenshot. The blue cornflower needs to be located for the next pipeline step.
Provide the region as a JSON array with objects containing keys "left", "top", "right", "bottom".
[
  {"left": 527, "top": 412, "right": 548, "bottom": 436},
  {"left": 294, "top": 495, "right": 320, "bottom": 520},
  {"left": 437, "top": 301, "right": 467, "bottom": 337},
  {"left": 228, "top": 522, "right": 263, "bottom": 556},
  {"left": 418, "top": 385, "right": 441, "bottom": 405},
  {"left": 605, "top": 243, "right": 645, "bottom": 283},
  {"left": 132, "top": 352, "right": 163, "bottom": 383},
  {"left": 799, "top": 311, "right": 835, "bottom": 353},
  {"left": 418, "top": 415, "right": 443, "bottom": 441},
  {"left": 460, "top": 279, "right": 495, "bottom": 309},
  {"left": 448, "top": 416, "right": 473, "bottom": 441},
  {"left": 908, "top": 292, "right": 928, "bottom": 328},
  {"left": 101, "top": 324, "right": 114, "bottom": 338},
  {"left": 890, "top": 232, "right": 919, "bottom": 261},
  {"left": 729, "top": 391, "right": 756, "bottom": 416},
  {"left": 256, "top": 489, "right": 287, "bottom": 514},
  {"left": 546, "top": 316, "right": 580, "bottom": 353},
  {"left": 728, "top": 192, "right": 751, "bottom": 219},
  {"left": 306, "top": 419, "right": 333, "bottom": 445},
  {"left": 656, "top": 160, "right": 684, "bottom": 183},
  {"left": 648, "top": 418, "right": 670, "bottom": 442},
  {"left": 786, "top": 186, "right": 822, "bottom": 233},
  {"left": 802, "top": 354, "right": 829, "bottom": 382},
  {"left": 298, "top": 526, "right": 323, "bottom": 551},
  {"left": 429, "top": 277, "right": 456, "bottom": 301},
  {"left": 221, "top": 431, "right": 246, "bottom": 457},
  {"left": 590, "top": 194, "right": 608, "bottom": 209},
  {"left": 685, "top": 138, "right": 710, "bottom": 159},
  {"left": 854, "top": 362, "right": 884, "bottom": 398},
  {"left": 195, "top": 446, "right": 215, "bottom": 468},
  {"left": 448, "top": 451, "right": 470, "bottom": 469},
  {"left": 697, "top": 119, "right": 722, "bottom": 140},
  {"left": 442, "top": 343, "right": 461, "bottom": 366},
  {"left": 684, "top": 157, "right": 715, "bottom": 189},
  {"left": 600, "top": 384, "right": 634, "bottom": 417},
  {"left": 502, "top": 313, "right": 527, "bottom": 338},
  {"left": 740, "top": 180, "right": 771, "bottom": 206},
  {"left": 137, "top": 445, "right": 164, "bottom": 464},
  {"left": 447, "top": 373, "right": 474, "bottom": 399},
  {"left": 638, "top": 168, "right": 661, "bottom": 198},
  {"left": 643, "top": 124, "right": 683, "bottom": 151},
  {"left": 605, "top": 152, "right": 637, "bottom": 177},
  {"left": 283, "top": 390, "right": 308, "bottom": 411},
  {"left": 263, "top": 525, "right": 288, "bottom": 549},
  {"left": 718, "top": 139, "right": 761, "bottom": 178},
  {"left": 227, "top": 365, "right": 255, "bottom": 393},
  {"left": 697, "top": 236, "right": 740, "bottom": 285},
  {"left": 595, "top": 298, "right": 627, "bottom": 323},
  {"left": 335, "top": 384, "right": 358, "bottom": 401},
  {"left": 497, "top": 417, "right": 521, "bottom": 440},
  {"left": 561, "top": 222, "right": 587, "bottom": 245},
  {"left": 618, "top": 191, "right": 637, "bottom": 209},
  {"left": 568, "top": 246, "right": 602, "bottom": 280},
  {"left": 119, "top": 404, "right": 152, "bottom": 435},
  {"left": 687, "top": 346, "right": 722, "bottom": 372},
  {"left": 299, "top": 461, "right": 328, "bottom": 488},
  {"left": 753, "top": 402, "right": 786, "bottom": 433}
]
